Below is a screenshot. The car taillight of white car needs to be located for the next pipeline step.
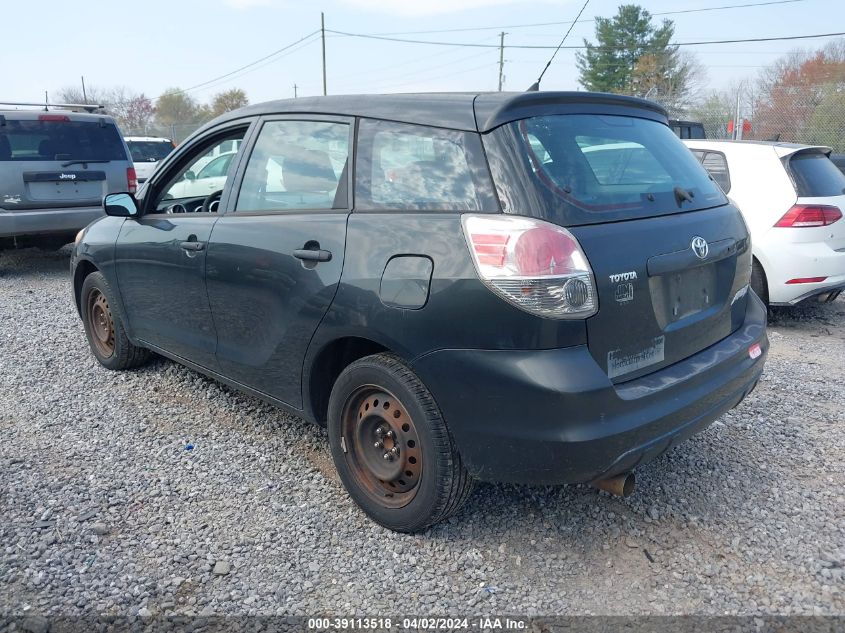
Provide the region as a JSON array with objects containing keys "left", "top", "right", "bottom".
[{"left": 462, "top": 214, "right": 598, "bottom": 319}]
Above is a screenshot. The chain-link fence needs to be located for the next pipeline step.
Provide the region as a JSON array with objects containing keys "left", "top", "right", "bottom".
[
  {"left": 675, "top": 84, "right": 845, "bottom": 152},
  {"left": 120, "top": 123, "right": 205, "bottom": 145}
]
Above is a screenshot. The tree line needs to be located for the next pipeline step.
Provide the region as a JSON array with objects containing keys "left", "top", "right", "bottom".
[
  {"left": 54, "top": 86, "right": 249, "bottom": 136},
  {"left": 576, "top": 4, "right": 845, "bottom": 150}
]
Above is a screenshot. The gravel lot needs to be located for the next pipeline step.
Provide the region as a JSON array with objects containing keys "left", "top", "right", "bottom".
[{"left": 0, "top": 247, "right": 843, "bottom": 620}]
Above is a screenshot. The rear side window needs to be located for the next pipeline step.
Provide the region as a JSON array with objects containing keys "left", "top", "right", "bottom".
[
  {"left": 692, "top": 150, "right": 731, "bottom": 193},
  {"left": 126, "top": 140, "right": 173, "bottom": 162},
  {"left": 787, "top": 151, "right": 845, "bottom": 197},
  {"left": 484, "top": 114, "right": 727, "bottom": 226},
  {"left": 355, "top": 119, "right": 497, "bottom": 211},
  {"left": 0, "top": 118, "right": 126, "bottom": 162}
]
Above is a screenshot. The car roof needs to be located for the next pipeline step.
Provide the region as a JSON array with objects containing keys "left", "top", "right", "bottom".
[
  {"left": 683, "top": 139, "right": 832, "bottom": 158},
  {"left": 209, "top": 91, "right": 668, "bottom": 134},
  {"left": 0, "top": 109, "right": 116, "bottom": 123},
  {"left": 124, "top": 136, "right": 173, "bottom": 142}
]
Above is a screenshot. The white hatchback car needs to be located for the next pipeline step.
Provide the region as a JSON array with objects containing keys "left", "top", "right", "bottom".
[{"left": 685, "top": 140, "right": 845, "bottom": 306}]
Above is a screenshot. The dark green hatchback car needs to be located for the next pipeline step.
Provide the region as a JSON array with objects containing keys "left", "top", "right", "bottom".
[{"left": 71, "top": 92, "right": 768, "bottom": 532}]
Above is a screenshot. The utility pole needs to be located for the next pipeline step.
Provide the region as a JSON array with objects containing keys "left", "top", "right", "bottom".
[
  {"left": 321, "top": 12, "right": 327, "bottom": 96},
  {"left": 733, "top": 81, "right": 744, "bottom": 140},
  {"left": 293, "top": 84, "right": 298, "bottom": 98},
  {"left": 497, "top": 32, "right": 506, "bottom": 92},
  {"left": 81, "top": 76, "right": 88, "bottom": 104}
]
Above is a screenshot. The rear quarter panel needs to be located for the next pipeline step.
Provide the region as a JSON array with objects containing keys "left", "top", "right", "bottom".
[{"left": 303, "top": 212, "right": 588, "bottom": 417}]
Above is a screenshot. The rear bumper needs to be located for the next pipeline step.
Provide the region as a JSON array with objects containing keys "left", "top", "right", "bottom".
[
  {"left": 412, "top": 293, "right": 768, "bottom": 485},
  {"left": 0, "top": 206, "right": 104, "bottom": 238},
  {"left": 760, "top": 240, "right": 845, "bottom": 305}
]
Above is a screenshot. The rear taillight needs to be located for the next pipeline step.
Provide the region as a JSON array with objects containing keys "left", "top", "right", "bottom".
[
  {"left": 774, "top": 204, "right": 842, "bottom": 227},
  {"left": 462, "top": 215, "right": 597, "bottom": 319},
  {"left": 127, "top": 167, "right": 137, "bottom": 194},
  {"left": 786, "top": 277, "right": 827, "bottom": 284}
]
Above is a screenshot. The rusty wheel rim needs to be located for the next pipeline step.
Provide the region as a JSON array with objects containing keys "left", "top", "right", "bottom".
[
  {"left": 87, "top": 288, "right": 115, "bottom": 358},
  {"left": 341, "top": 386, "right": 422, "bottom": 509}
]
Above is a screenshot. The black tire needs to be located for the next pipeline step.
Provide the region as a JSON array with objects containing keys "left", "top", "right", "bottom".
[
  {"left": 327, "top": 353, "right": 474, "bottom": 532},
  {"left": 80, "top": 272, "right": 150, "bottom": 370},
  {"left": 750, "top": 259, "right": 769, "bottom": 306}
]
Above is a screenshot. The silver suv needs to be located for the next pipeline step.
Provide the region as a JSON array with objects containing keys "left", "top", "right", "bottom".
[{"left": 0, "top": 106, "right": 135, "bottom": 247}]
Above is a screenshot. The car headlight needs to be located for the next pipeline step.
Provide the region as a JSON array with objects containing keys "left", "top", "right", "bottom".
[{"left": 74, "top": 229, "right": 84, "bottom": 245}]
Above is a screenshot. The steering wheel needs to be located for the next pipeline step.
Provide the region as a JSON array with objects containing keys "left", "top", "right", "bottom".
[{"left": 202, "top": 189, "right": 223, "bottom": 213}]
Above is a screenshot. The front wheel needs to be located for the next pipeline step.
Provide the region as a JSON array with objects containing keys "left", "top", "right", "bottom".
[
  {"left": 327, "top": 353, "right": 473, "bottom": 532},
  {"left": 80, "top": 272, "right": 150, "bottom": 370}
]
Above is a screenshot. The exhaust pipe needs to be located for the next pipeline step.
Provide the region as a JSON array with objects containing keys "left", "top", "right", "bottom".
[
  {"left": 817, "top": 290, "right": 841, "bottom": 304},
  {"left": 592, "top": 472, "right": 636, "bottom": 497}
]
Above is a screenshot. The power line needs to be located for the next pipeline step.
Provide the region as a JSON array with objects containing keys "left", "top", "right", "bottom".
[
  {"left": 330, "top": 34, "right": 496, "bottom": 82},
  {"left": 106, "top": 30, "right": 320, "bottom": 107},
  {"left": 326, "top": 28, "right": 845, "bottom": 50},
  {"left": 181, "top": 30, "right": 321, "bottom": 95},
  {"left": 330, "top": 47, "right": 493, "bottom": 91},
  {"left": 368, "top": 0, "right": 808, "bottom": 36},
  {"left": 185, "top": 35, "right": 321, "bottom": 96}
]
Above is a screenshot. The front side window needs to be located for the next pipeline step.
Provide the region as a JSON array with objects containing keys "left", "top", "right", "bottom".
[
  {"left": 235, "top": 120, "right": 349, "bottom": 212},
  {"left": 152, "top": 129, "right": 247, "bottom": 213},
  {"left": 355, "top": 119, "right": 495, "bottom": 211}
]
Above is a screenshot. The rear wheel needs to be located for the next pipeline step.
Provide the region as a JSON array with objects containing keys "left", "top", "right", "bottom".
[
  {"left": 80, "top": 272, "right": 150, "bottom": 370},
  {"left": 327, "top": 353, "right": 473, "bottom": 532},
  {"left": 750, "top": 259, "right": 769, "bottom": 306}
]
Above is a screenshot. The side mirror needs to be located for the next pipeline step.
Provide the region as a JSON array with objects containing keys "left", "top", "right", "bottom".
[
  {"left": 184, "top": 170, "right": 197, "bottom": 181},
  {"left": 103, "top": 192, "right": 139, "bottom": 217}
]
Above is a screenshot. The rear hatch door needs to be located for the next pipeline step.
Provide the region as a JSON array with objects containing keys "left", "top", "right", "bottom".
[
  {"left": 782, "top": 148, "right": 845, "bottom": 252},
  {"left": 486, "top": 111, "right": 751, "bottom": 382},
  {"left": 0, "top": 113, "right": 129, "bottom": 210},
  {"left": 574, "top": 206, "right": 750, "bottom": 382}
]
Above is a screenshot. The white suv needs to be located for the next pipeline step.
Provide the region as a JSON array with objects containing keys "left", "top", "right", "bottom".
[
  {"left": 685, "top": 140, "right": 845, "bottom": 306},
  {"left": 124, "top": 136, "right": 175, "bottom": 184}
]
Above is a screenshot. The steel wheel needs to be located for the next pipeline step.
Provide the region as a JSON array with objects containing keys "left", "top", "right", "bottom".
[
  {"left": 86, "top": 288, "right": 115, "bottom": 358},
  {"left": 340, "top": 386, "right": 423, "bottom": 509}
]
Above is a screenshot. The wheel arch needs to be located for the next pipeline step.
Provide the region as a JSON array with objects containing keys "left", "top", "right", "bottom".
[
  {"left": 305, "top": 336, "right": 394, "bottom": 426},
  {"left": 73, "top": 258, "right": 99, "bottom": 316}
]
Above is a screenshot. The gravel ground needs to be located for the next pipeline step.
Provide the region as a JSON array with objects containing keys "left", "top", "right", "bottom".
[{"left": 0, "top": 247, "right": 843, "bottom": 620}]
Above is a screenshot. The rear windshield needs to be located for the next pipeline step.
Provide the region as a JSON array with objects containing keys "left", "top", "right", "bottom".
[
  {"left": 484, "top": 114, "right": 727, "bottom": 226},
  {"left": 126, "top": 140, "right": 173, "bottom": 162},
  {"left": 0, "top": 118, "right": 126, "bottom": 162},
  {"left": 788, "top": 151, "right": 845, "bottom": 197}
]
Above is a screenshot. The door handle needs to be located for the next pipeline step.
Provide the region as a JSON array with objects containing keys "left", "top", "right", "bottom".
[
  {"left": 293, "top": 248, "right": 332, "bottom": 262},
  {"left": 180, "top": 240, "right": 205, "bottom": 252}
]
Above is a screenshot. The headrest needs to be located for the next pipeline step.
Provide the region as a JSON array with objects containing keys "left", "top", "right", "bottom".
[{"left": 282, "top": 149, "right": 337, "bottom": 193}]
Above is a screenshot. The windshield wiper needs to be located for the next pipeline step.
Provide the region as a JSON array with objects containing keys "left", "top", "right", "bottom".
[
  {"left": 673, "top": 186, "right": 695, "bottom": 207},
  {"left": 61, "top": 159, "right": 111, "bottom": 167}
]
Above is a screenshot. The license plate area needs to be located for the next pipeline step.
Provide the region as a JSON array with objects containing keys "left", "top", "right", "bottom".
[
  {"left": 650, "top": 265, "right": 717, "bottom": 328},
  {"left": 26, "top": 180, "right": 101, "bottom": 201}
]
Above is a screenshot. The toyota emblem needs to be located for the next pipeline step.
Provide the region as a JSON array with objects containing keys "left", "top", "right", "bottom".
[{"left": 691, "top": 236, "right": 709, "bottom": 260}]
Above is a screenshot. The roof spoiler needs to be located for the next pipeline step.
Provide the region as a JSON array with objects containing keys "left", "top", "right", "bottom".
[{"left": 0, "top": 101, "right": 106, "bottom": 113}]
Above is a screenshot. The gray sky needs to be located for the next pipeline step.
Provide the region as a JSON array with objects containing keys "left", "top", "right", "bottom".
[{"left": 3, "top": 0, "right": 842, "bottom": 106}]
